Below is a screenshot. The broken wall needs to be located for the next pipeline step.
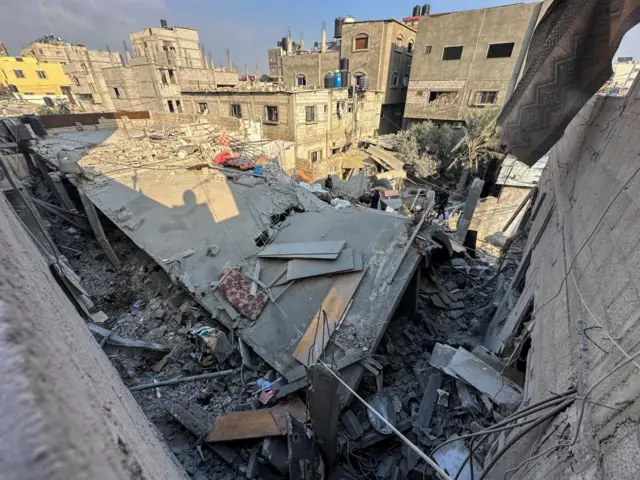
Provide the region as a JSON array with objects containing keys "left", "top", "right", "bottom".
[
  {"left": 0, "top": 194, "right": 187, "bottom": 480},
  {"left": 485, "top": 80, "right": 640, "bottom": 479},
  {"left": 469, "top": 186, "right": 531, "bottom": 245}
]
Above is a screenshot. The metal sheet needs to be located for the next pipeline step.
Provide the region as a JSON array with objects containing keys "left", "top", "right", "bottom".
[
  {"left": 258, "top": 241, "right": 346, "bottom": 258},
  {"left": 286, "top": 248, "right": 355, "bottom": 281}
]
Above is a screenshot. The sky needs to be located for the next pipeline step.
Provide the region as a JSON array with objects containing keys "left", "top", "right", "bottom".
[{"left": 1, "top": 0, "right": 639, "bottom": 73}]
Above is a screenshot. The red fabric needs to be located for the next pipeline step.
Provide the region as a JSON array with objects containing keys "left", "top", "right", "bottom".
[
  {"left": 218, "top": 267, "right": 268, "bottom": 321},
  {"left": 214, "top": 150, "right": 237, "bottom": 165}
]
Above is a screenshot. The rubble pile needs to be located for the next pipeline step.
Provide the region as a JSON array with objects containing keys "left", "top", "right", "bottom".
[{"left": 13, "top": 117, "right": 531, "bottom": 479}]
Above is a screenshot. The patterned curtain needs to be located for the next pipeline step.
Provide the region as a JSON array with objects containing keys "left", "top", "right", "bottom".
[{"left": 499, "top": 0, "right": 640, "bottom": 166}]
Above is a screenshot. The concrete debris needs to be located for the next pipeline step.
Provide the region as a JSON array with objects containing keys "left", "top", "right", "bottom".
[
  {"left": 437, "top": 389, "right": 450, "bottom": 407},
  {"left": 433, "top": 436, "right": 483, "bottom": 480},
  {"left": 162, "top": 247, "right": 198, "bottom": 264},
  {"left": 206, "top": 244, "right": 220, "bottom": 257},
  {"left": 341, "top": 409, "right": 364, "bottom": 439}
]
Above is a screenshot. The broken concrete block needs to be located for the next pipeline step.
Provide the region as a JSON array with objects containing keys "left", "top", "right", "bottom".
[
  {"left": 448, "top": 348, "right": 523, "bottom": 407},
  {"left": 206, "top": 245, "right": 220, "bottom": 257},
  {"left": 456, "top": 380, "right": 478, "bottom": 411},
  {"left": 123, "top": 218, "right": 142, "bottom": 231},
  {"left": 448, "top": 310, "right": 464, "bottom": 320},
  {"left": 449, "top": 301, "right": 465, "bottom": 309},
  {"left": 429, "top": 343, "right": 458, "bottom": 378},
  {"left": 437, "top": 389, "right": 449, "bottom": 407},
  {"left": 450, "top": 258, "right": 469, "bottom": 267},
  {"left": 90, "top": 311, "right": 108, "bottom": 324}
]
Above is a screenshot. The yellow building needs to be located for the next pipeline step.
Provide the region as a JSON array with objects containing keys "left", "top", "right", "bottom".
[{"left": 0, "top": 56, "right": 71, "bottom": 104}]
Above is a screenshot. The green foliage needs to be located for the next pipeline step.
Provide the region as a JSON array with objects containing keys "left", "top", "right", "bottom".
[
  {"left": 259, "top": 74, "right": 270, "bottom": 82},
  {"left": 452, "top": 108, "right": 503, "bottom": 171},
  {"left": 36, "top": 100, "right": 71, "bottom": 116},
  {"left": 395, "top": 121, "right": 460, "bottom": 178}
]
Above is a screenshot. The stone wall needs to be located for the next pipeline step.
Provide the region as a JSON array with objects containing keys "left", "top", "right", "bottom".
[
  {"left": 405, "top": 2, "right": 542, "bottom": 122},
  {"left": 0, "top": 193, "right": 187, "bottom": 480},
  {"left": 484, "top": 80, "right": 640, "bottom": 479},
  {"left": 282, "top": 51, "right": 340, "bottom": 87}
]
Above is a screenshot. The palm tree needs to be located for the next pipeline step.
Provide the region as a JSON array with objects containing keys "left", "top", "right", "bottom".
[{"left": 451, "top": 109, "right": 503, "bottom": 192}]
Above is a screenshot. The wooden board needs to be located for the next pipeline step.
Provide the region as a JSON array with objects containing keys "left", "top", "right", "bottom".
[
  {"left": 286, "top": 248, "right": 358, "bottom": 281},
  {"left": 258, "top": 241, "right": 345, "bottom": 259},
  {"left": 206, "top": 396, "right": 308, "bottom": 442},
  {"left": 292, "top": 270, "right": 366, "bottom": 366}
]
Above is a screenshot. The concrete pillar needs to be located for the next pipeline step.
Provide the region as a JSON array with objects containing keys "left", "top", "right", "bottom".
[
  {"left": 0, "top": 193, "right": 188, "bottom": 480},
  {"left": 78, "top": 188, "right": 120, "bottom": 269},
  {"left": 456, "top": 177, "right": 484, "bottom": 243},
  {"left": 321, "top": 26, "right": 327, "bottom": 53}
]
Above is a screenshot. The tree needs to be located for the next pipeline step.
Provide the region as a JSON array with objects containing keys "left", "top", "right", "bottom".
[
  {"left": 259, "top": 74, "right": 270, "bottom": 82},
  {"left": 36, "top": 100, "right": 71, "bottom": 116},
  {"left": 451, "top": 108, "right": 503, "bottom": 191},
  {"left": 395, "top": 121, "right": 460, "bottom": 178}
]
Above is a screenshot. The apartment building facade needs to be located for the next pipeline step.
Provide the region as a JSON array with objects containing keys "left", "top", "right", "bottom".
[
  {"left": 21, "top": 39, "right": 123, "bottom": 112},
  {"left": 181, "top": 86, "right": 383, "bottom": 169},
  {"left": 102, "top": 23, "right": 238, "bottom": 113},
  {"left": 275, "top": 17, "right": 416, "bottom": 134},
  {"left": 0, "top": 56, "right": 70, "bottom": 104},
  {"left": 404, "top": 2, "right": 543, "bottom": 125}
]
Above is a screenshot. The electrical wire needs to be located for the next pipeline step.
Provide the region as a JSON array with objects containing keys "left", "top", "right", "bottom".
[{"left": 503, "top": 347, "right": 640, "bottom": 479}]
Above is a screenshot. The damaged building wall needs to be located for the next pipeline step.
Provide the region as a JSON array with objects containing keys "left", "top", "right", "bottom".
[
  {"left": 485, "top": 80, "right": 640, "bottom": 479},
  {"left": 0, "top": 193, "right": 187, "bottom": 479}
]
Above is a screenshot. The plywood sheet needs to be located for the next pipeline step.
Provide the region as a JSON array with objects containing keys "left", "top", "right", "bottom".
[
  {"left": 206, "top": 396, "right": 308, "bottom": 442},
  {"left": 286, "top": 248, "right": 356, "bottom": 281},
  {"left": 292, "top": 270, "right": 366, "bottom": 366},
  {"left": 258, "top": 241, "right": 345, "bottom": 259}
]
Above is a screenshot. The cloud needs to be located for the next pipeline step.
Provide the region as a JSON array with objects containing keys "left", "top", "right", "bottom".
[{"left": 0, "top": 0, "right": 168, "bottom": 55}]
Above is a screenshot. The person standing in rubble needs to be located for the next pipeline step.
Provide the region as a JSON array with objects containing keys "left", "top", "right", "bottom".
[
  {"left": 370, "top": 190, "right": 381, "bottom": 210},
  {"left": 324, "top": 174, "right": 333, "bottom": 191},
  {"left": 435, "top": 188, "right": 449, "bottom": 219}
]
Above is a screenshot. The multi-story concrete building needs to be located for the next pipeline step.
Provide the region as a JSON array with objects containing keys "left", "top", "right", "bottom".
[
  {"left": 21, "top": 37, "right": 123, "bottom": 112},
  {"left": 181, "top": 86, "right": 383, "bottom": 173},
  {"left": 602, "top": 58, "right": 639, "bottom": 96},
  {"left": 273, "top": 16, "right": 416, "bottom": 134},
  {"left": 0, "top": 56, "right": 70, "bottom": 105},
  {"left": 0, "top": 42, "right": 8, "bottom": 57},
  {"left": 404, "top": 2, "right": 544, "bottom": 125},
  {"left": 102, "top": 21, "right": 238, "bottom": 113}
]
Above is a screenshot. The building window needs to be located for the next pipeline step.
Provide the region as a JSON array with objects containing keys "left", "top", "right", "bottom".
[
  {"left": 407, "top": 40, "right": 414, "bottom": 54},
  {"left": 38, "top": 49, "right": 43, "bottom": 54},
  {"left": 13, "top": 70, "right": 25, "bottom": 79},
  {"left": 176, "top": 100, "right": 182, "bottom": 113},
  {"left": 296, "top": 74, "right": 306, "bottom": 86},
  {"left": 114, "top": 87, "right": 121, "bottom": 98},
  {"left": 390, "top": 72, "right": 399, "bottom": 88},
  {"left": 305, "top": 105, "right": 317, "bottom": 122},
  {"left": 442, "top": 46, "right": 463, "bottom": 61},
  {"left": 265, "top": 105, "right": 279, "bottom": 123},
  {"left": 15, "top": 57, "right": 23, "bottom": 62},
  {"left": 428, "top": 91, "right": 459, "bottom": 104},
  {"left": 486, "top": 42, "right": 515, "bottom": 59},
  {"left": 474, "top": 91, "right": 498, "bottom": 105},
  {"left": 354, "top": 34, "right": 369, "bottom": 51},
  {"left": 8, "top": 85, "right": 18, "bottom": 93},
  {"left": 81, "top": 63, "right": 88, "bottom": 74},
  {"left": 168, "top": 69, "right": 176, "bottom": 83},
  {"left": 231, "top": 103, "right": 242, "bottom": 117},
  {"left": 198, "top": 102, "right": 209, "bottom": 114},
  {"left": 89, "top": 83, "right": 96, "bottom": 93},
  {"left": 402, "top": 74, "right": 409, "bottom": 88},
  {"left": 161, "top": 71, "right": 168, "bottom": 85},
  {"left": 324, "top": 104, "right": 328, "bottom": 113},
  {"left": 310, "top": 150, "right": 322, "bottom": 163},
  {"left": 396, "top": 34, "right": 404, "bottom": 48},
  {"left": 167, "top": 100, "right": 174, "bottom": 112},
  {"left": 75, "top": 77, "right": 81, "bottom": 86},
  {"left": 36, "top": 70, "right": 47, "bottom": 79},
  {"left": 354, "top": 72, "right": 367, "bottom": 89},
  {"left": 424, "top": 45, "right": 432, "bottom": 54}
]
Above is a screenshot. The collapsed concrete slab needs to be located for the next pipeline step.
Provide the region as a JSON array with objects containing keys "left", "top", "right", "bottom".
[{"left": 31, "top": 126, "right": 423, "bottom": 402}]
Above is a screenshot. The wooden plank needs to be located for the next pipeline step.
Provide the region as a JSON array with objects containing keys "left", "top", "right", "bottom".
[
  {"left": 258, "top": 241, "right": 345, "bottom": 258},
  {"left": 78, "top": 188, "right": 120, "bottom": 269},
  {"left": 286, "top": 248, "right": 357, "bottom": 281},
  {"left": 292, "top": 270, "right": 366, "bottom": 366},
  {"left": 206, "top": 396, "right": 308, "bottom": 442}
]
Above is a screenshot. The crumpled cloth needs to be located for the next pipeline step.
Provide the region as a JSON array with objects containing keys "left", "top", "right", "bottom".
[{"left": 218, "top": 267, "right": 268, "bottom": 321}]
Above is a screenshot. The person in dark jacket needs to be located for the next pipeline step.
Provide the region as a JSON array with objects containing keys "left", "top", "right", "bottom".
[
  {"left": 370, "top": 190, "right": 380, "bottom": 209},
  {"left": 324, "top": 175, "right": 333, "bottom": 190},
  {"left": 435, "top": 188, "right": 449, "bottom": 219}
]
